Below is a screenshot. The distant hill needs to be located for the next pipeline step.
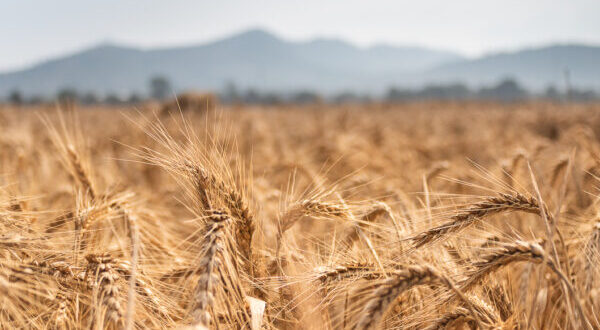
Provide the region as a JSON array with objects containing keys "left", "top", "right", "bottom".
[
  {"left": 1, "top": 29, "right": 599, "bottom": 97},
  {"left": 0, "top": 29, "right": 463, "bottom": 97},
  {"left": 421, "top": 44, "right": 600, "bottom": 90}
]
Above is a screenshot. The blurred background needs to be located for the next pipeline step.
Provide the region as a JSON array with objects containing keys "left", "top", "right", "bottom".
[{"left": 2, "top": 0, "right": 600, "bottom": 105}]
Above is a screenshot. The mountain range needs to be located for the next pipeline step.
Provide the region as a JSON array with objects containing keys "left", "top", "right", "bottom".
[{"left": 1, "top": 28, "right": 599, "bottom": 97}]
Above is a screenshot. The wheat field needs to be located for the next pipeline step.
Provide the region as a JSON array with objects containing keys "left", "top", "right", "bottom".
[{"left": 1, "top": 101, "right": 600, "bottom": 329}]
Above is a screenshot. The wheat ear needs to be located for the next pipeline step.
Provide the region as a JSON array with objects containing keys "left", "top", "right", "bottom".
[
  {"left": 67, "top": 145, "right": 96, "bottom": 200},
  {"left": 313, "top": 263, "right": 384, "bottom": 284},
  {"left": 354, "top": 265, "right": 451, "bottom": 330},
  {"left": 423, "top": 307, "right": 472, "bottom": 330},
  {"left": 413, "top": 193, "right": 541, "bottom": 247},
  {"left": 583, "top": 222, "right": 600, "bottom": 291},
  {"left": 462, "top": 240, "right": 590, "bottom": 329},
  {"left": 190, "top": 210, "right": 230, "bottom": 328},
  {"left": 276, "top": 199, "right": 349, "bottom": 260},
  {"left": 85, "top": 253, "right": 123, "bottom": 328},
  {"left": 186, "top": 163, "right": 254, "bottom": 275},
  {"left": 461, "top": 240, "right": 546, "bottom": 290}
]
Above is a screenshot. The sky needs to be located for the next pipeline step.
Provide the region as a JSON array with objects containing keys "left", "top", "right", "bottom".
[{"left": 2, "top": 0, "right": 599, "bottom": 71}]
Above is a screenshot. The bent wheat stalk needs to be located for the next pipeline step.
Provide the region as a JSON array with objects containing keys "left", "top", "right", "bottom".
[
  {"left": 461, "top": 240, "right": 546, "bottom": 290},
  {"left": 413, "top": 193, "right": 542, "bottom": 247},
  {"left": 276, "top": 198, "right": 349, "bottom": 259},
  {"left": 354, "top": 265, "right": 480, "bottom": 330},
  {"left": 462, "top": 240, "right": 590, "bottom": 329},
  {"left": 424, "top": 307, "right": 472, "bottom": 330}
]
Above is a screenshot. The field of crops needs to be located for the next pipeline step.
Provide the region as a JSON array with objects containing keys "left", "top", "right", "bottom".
[{"left": 1, "top": 102, "right": 600, "bottom": 329}]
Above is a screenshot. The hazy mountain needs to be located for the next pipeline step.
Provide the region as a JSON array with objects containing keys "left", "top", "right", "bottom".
[
  {"left": 0, "top": 29, "right": 462, "bottom": 96},
  {"left": 421, "top": 44, "right": 600, "bottom": 90},
  {"left": 1, "top": 29, "right": 599, "bottom": 97}
]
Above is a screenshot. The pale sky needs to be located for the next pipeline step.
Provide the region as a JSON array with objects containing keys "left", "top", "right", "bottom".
[{"left": 2, "top": 0, "right": 599, "bottom": 71}]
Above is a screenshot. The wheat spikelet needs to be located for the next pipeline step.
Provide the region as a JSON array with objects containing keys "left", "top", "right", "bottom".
[
  {"left": 279, "top": 199, "right": 349, "bottom": 235},
  {"left": 354, "top": 263, "right": 500, "bottom": 330},
  {"left": 112, "top": 260, "right": 169, "bottom": 317},
  {"left": 484, "top": 284, "right": 514, "bottom": 321},
  {"left": 354, "top": 265, "right": 445, "bottom": 330},
  {"left": 75, "top": 204, "right": 111, "bottom": 253},
  {"left": 423, "top": 307, "right": 472, "bottom": 330},
  {"left": 583, "top": 222, "right": 600, "bottom": 291},
  {"left": 276, "top": 198, "right": 349, "bottom": 261},
  {"left": 26, "top": 260, "right": 75, "bottom": 278},
  {"left": 342, "top": 202, "right": 395, "bottom": 246},
  {"left": 85, "top": 253, "right": 123, "bottom": 328},
  {"left": 461, "top": 240, "right": 545, "bottom": 290},
  {"left": 221, "top": 185, "right": 254, "bottom": 263},
  {"left": 189, "top": 209, "right": 230, "bottom": 328},
  {"left": 116, "top": 205, "right": 140, "bottom": 330},
  {"left": 50, "top": 292, "right": 70, "bottom": 329},
  {"left": 462, "top": 239, "right": 590, "bottom": 328},
  {"left": 313, "top": 263, "right": 384, "bottom": 284},
  {"left": 67, "top": 145, "right": 96, "bottom": 200},
  {"left": 550, "top": 156, "right": 569, "bottom": 186},
  {"left": 185, "top": 163, "right": 214, "bottom": 210},
  {"left": 413, "top": 193, "right": 542, "bottom": 247},
  {"left": 426, "top": 161, "right": 449, "bottom": 184},
  {"left": 45, "top": 211, "right": 73, "bottom": 233},
  {"left": 185, "top": 163, "right": 255, "bottom": 275}
]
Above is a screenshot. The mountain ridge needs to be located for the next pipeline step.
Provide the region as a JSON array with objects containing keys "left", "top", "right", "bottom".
[{"left": 1, "top": 28, "right": 599, "bottom": 97}]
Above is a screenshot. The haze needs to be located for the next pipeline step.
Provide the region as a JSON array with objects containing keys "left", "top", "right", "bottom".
[{"left": 2, "top": 0, "right": 599, "bottom": 72}]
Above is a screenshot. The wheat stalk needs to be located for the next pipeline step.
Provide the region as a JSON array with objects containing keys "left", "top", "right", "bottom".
[
  {"left": 50, "top": 292, "right": 70, "bottom": 329},
  {"left": 313, "top": 263, "right": 384, "bottom": 284},
  {"left": 424, "top": 307, "right": 473, "bottom": 330},
  {"left": 185, "top": 163, "right": 255, "bottom": 276},
  {"left": 85, "top": 253, "right": 123, "bottom": 328},
  {"left": 461, "top": 240, "right": 546, "bottom": 290},
  {"left": 67, "top": 145, "right": 96, "bottom": 200},
  {"left": 413, "top": 193, "right": 542, "bottom": 247},
  {"left": 583, "top": 222, "right": 600, "bottom": 291},
  {"left": 354, "top": 265, "right": 466, "bottom": 330},
  {"left": 189, "top": 209, "right": 230, "bottom": 328},
  {"left": 463, "top": 240, "right": 590, "bottom": 329}
]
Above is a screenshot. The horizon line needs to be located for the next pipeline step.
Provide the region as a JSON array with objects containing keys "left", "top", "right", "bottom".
[{"left": 2, "top": 26, "right": 600, "bottom": 74}]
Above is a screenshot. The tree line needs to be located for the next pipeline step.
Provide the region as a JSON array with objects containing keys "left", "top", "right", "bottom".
[
  {"left": 4, "top": 76, "right": 599, "bottom": 105},
  {"left": 5, "top": 76, "right": 172, "bottom": 106}
]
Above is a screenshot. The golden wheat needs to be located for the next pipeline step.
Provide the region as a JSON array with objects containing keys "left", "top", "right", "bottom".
[{"left": 0, "top": 102, "right": 599, "bottom": 329}]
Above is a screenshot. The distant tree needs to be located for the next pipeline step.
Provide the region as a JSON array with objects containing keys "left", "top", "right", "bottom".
[
  {"left": 104, "top": 93, "right": 122, "bottom": 105},
  {"left": 261, "top": 93, "right": 283, "bottom": 105},
  {"left": 127, "top": 93, "right": 143, "bottom": 104},
  {"left": 385, "top": 87, "right": 414, "bottom": 102},
  {"left": 243, "top": 89, "right": 261, "bottom": 104},
  {"left": 57, "top": 88, "right": 79, "bottom": 103},
  {"left": 27, "top": 95, "right": 45, "bottom": 105},
  {"left": 81, "top": 92, "right": 99, "bottom": 105},
  {"left": 222, "top": 81, "right": 240, "bottom": 103},
  {"left": 477, "top": 78, "right": 528, "bottom": 102},
  {"left": 543, "top": 85, "right": 561, "bottom": 101},
  {"left": 423, "top": 83, "right": 470, "bottom": 100},
  {"left": 8, "top": 89, "right": 23, "bottom": 105},
  {"left": 333, "top": 91, "right": 360, "bottom": 104},
  {"left": 359, "top": 94, "right": 373, "bottom": 103},
  {"left": 291, "top": 90, "right": 321, "bottom": 104},
  {"left": 570, "top": 89, "right": 597, "bottom": 102},
  {"left": 149, "top": 76, "right": 171, "bottom": 100}
]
